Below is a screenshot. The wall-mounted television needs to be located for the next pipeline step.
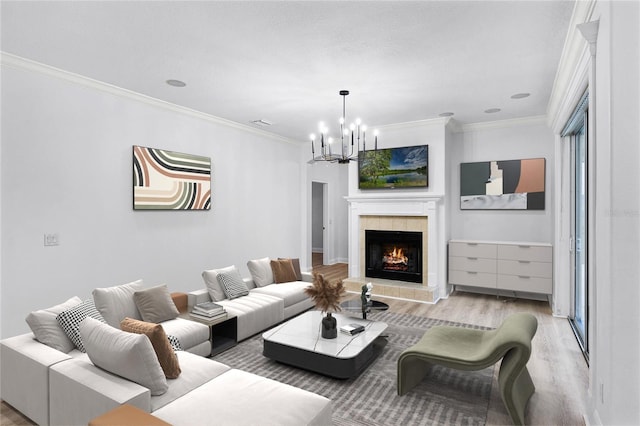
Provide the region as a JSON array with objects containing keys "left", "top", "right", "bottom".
[{"left": 358, "top": 145, "right": 428, "bottom": 189}]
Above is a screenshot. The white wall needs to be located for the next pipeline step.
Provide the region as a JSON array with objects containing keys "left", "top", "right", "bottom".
[
  {"left": 0, "top": 59, "right": 306, "bottom": 338},
  {"left": 588, "top": 1, "right": 640, "bottom": 424},
  {"left": 449, "top": 117, "right": 555, "bottom": 243}
]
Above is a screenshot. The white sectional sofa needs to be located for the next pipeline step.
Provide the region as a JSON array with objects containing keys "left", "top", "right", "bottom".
[{"left": 0, "top": 272, "right": 330, "bottom": 425}]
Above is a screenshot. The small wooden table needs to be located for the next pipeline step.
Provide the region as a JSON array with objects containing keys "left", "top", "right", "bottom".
[{"left": 89, "top": 404, "right": 170, "bottom": 426}]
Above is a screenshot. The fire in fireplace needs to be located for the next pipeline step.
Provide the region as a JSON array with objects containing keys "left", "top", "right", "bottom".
[{"left": 365, "top": 230, "right": 422, "bottom": 283}]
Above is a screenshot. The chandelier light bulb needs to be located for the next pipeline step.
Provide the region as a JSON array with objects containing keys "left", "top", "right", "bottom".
[
  {"left": 339, "top": 117, "right": 345, "bottom": 125},
  {"left": 343, "top": 129, "right": 349, "bottom": 136},
  {"left": 362, "top": 125, "right": 367, "bottom": 132},
  {"left": 318, "top": 122, "right": 325, "bottom": 133},
  {"left": 374, "top": 129, "right": 379, "bottom": 136},
  {"left": 350, "top": 123, "right": 355, "bottom": 131},
  {"left": 310, "top": 134, "right": 315, "bottom": 141},
  {"left": 356, "top": 118, "right": 362, "bottom": 126},
  {"left": 328, "top": 137, "right": 334, "bottom": 144}
]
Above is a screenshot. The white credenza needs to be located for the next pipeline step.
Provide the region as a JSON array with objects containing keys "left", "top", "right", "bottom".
[{"left": 448, "top": 240, "right": 553, "bottom": 295}]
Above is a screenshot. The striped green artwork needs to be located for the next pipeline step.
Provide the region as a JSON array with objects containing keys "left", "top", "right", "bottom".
[{"left": 133, "top": 145, "right": 211, "bottom": 210}]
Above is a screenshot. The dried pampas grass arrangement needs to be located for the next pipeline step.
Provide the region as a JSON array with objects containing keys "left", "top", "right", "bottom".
[{"left": 304, "top": 272, "right": 346, "bottom": 313}]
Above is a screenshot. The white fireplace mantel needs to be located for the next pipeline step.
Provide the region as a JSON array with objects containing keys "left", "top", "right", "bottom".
[{"left": 345, "top": 193, "right": 446, "bottom": 302}]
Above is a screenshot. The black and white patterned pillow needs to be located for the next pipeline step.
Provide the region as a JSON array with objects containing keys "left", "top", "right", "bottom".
[
  {"left": 57, "top": 299, "right": 106, "bottom": 352},
  {"left": 217, "top": 269, "right": 249, "bottom": 300},
  {"left": 167, "top": 335, "right": 183, "bottom": 352}
]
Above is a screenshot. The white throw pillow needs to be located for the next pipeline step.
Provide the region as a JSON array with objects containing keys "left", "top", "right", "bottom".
[
  {"left": 92, "top": 279, "right": 145, "bottom": 327},
  {"left": 80, "top": 317, "right": 168, "bottom": 396},
  {"left": 247, "top": 257, "right": 274, "bottom": 287},
  {"left": 25, "top": 296, "right": 82, "bottom": 353},
  {"left": 202, "top": 265, "right": 236, "bottom": 301},
  {"left": 133, "top": 284, "right": 180, "bottom": 324}
]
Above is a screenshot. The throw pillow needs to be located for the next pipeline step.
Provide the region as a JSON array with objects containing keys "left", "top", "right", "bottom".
[
  {"left": 120, "top": 317, "right": 181, "bottom": 379},
  {"left": 25, "top": 296, "right": 82, "bottom": 353},
  {"left": 246, "top": 257, "right": 274, "bottom": 287},
  {"left": 56, "top": 299, "right": 106, "bottom": 352},
  {"left": 202, "top": 265, "right": 236, "bottom": 301},
  {"left": 216, "top": 268, "right": 249, "bottom": 299},
  {"left": 92, "top": 279, "right": 146, "bottom": 327},
  {"left": 278, "top": 257, "right": 303, "bottom": 281},
  {"left": 80, "top": 317, "right": 168, "bottom": 396},
  {"left": 133, "top": 284, "right": 180, "bottom": 324},
  {"left": 271, "top": 259, "right": 298, "bottom": 283}
]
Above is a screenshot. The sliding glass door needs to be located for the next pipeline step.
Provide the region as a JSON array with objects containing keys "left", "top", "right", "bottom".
[
  {"left": 564, "top": 91, "right": 589, "bottom": 359},
  {"left": 571, "top": 122, "right": 588, "bottom": 355}
]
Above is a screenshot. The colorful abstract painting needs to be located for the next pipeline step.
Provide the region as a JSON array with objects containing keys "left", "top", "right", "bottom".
[
  {"left": 133, "top": 146, "right": 211, "bottom": 210},
  {"left": 460, "top": 158, "right": 545, "bottom": 210}
]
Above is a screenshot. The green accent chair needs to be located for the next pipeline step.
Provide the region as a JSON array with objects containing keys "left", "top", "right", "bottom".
[{"left": 397, "top": 313, "right": 538, "bottom": 425}]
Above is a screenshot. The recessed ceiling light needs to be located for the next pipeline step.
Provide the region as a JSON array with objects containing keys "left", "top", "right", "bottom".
[
  {"left": 251, "top": 119, "right": 273, "bottom": 127},
  {"left": 511, "top": 93, "right": 530, "bottom": 99},
  {"left": 484, "top": 108, "right": 501, "bottom": 114},
  {"left": 166, "top": 79, "right": 186, "bottom": 87},
  {"left": 438, "top": 112, "right": 454, "bottom": 117}
]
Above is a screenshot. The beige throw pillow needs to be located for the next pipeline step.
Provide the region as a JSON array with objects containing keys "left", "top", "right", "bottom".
[
  {"left": 26, "top": 296, "right": 82, "bottom": 353},
  {"left": 133, "top": 284, "right": 180, "bottom": 324},
  {"left": 120, "top": 317, "right": 181, "bottom": 379}
]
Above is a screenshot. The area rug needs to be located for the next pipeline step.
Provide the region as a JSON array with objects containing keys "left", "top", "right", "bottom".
[{"left": 214, "top": 311, "right": 493, "bottom": 426}]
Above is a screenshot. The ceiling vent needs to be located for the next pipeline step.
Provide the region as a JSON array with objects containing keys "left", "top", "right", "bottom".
[{"left": 251, "top": 119, "right": 273, "bottom": 127}]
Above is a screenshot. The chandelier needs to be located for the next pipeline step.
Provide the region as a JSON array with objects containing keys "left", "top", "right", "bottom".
[{"left": 310, "top": 90, "right": 378, "bottom": 164}]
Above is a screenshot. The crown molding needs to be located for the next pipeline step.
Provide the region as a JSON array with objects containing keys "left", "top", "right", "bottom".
[
  {"left": 376, "top": 116, "right": 451, "bottom": 132},
  {"left": 0, "top": 52, "right": 298, "bottom": 145},
  {"left": 546, "top": 0, "right": 597, "bottom": 130},
  {"left": 457, "top": 115, "right": 547, "bottom": 133}
]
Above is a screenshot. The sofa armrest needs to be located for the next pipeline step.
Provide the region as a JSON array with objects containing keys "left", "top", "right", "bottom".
[
  {"left": 1, "top": 333, "right": 72, "bottom": 426},
  {"left": 187, "top": 289, "right": 211, "bottom": 310},
  {"left": 301, "top": 271, "right": 313, "bottom": 282},
  {"left": 49, "top": 358, "right": 150, "bottom": 426}
]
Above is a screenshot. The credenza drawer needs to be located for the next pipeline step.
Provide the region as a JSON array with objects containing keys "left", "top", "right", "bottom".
[
  {"left": 497, "top": 260, "right": 552, "bottom": 278},
  {"left": 497, "top": 275, "right": 552, "bottom": 293},
  {"left": 497, "top": 244, "right": 552, "bottom": 262},
  {"left": 449, "top": 256, "right": 496, "bottom": 274},
  {"left": 449, "top": 270, "right": 497, "bottom": 288},
  {"left": 449, "top": 242, "right": 497, "bottom": 259}
]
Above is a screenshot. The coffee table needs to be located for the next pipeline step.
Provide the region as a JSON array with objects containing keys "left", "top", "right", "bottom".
[
  {"left": 262, "top": 310, "right": 387, "bottom": 379},
  {"left": 340, "top": 299, "right": 389, "bottom": 319}
]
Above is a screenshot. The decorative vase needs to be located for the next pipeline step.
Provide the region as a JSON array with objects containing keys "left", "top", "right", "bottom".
[{"left": 321, "top": 312, "right": 337, "bottom": 339}]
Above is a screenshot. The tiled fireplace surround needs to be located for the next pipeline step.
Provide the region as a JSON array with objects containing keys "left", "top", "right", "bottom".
[{"left": 344, "top": 194, "right": 443, "bottom": 303}]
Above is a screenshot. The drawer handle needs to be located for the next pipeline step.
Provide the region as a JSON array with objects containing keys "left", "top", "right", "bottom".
[
  {"left": 518, "top": 260, "right": 531, "bottom": 264},
  {"left": 518, "top": 245, "right": 531, "bottom": 248},
  {"left": 467, "top": 257, "right": 478, "bottom": 260},
  {"left": 467, "top": 271, "right": 478, "bottom": 275},
  {"left": 467, "top": 243, "right": 478, "bottom": 246},
  {"left": 518, "top": 275, "right": 531, "bottom": 279}
]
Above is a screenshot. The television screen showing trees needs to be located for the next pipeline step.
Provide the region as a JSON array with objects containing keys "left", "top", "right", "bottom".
[{"left": 358, "top": 145, "right": 428, "bottom": 189}]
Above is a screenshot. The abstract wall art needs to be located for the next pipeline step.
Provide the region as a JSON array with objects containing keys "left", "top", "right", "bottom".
[
  {"left": 133, "top": 145, "right": 211, "bottom": 210},
  {"left": 460, "top": 158, "right": 545, "bottom": 210}
]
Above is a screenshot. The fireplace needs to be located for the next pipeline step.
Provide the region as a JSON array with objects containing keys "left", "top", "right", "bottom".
[{"left": 365, "top": 230, "right": 423, "bottom": 283}]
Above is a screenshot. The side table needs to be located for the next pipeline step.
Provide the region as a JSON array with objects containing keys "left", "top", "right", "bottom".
[
  {"left": 180, "top": 313, "right": 238, "bottom": 356},
  {"left": 89, "top": 404, "right": 170, "bottom": 426}
]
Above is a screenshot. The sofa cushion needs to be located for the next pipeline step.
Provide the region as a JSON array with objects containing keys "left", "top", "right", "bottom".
[
  {"left": 93, "top": 279, "right": 146, "bottom": 327},
  {"left": 79, "top": 317, "right": 168, "bottom": 396},
  {"left": 202, "top": 265, "right": 235, "bottom": 302},
  {"left": 57, "top": 299, "right": 107, "bottom": 352},
  {"left": 271, "top": 259, "right": 298, "bottom": 283},
  {"left": 160, "top": 318, "right": 210, "bottom": 352},
  {"left": 251, "top": 281, "right": 312, "bottom": 308},
  {"left": 150, "top": 351, "right": 231, "bottom": 412},
  {"left": 217, "top": 293, "right": 284, "bottom": 341},
  {"left": 217, "top": 268, "right": 250, "bottom": 299},
  {"left": 25, "top": 296, "right": 82, "bottom": 353},
  {"left": 247, "top": 257, "right": 274, "bottom": 287},
  {"left": 133, "top": 284, "right": 180, "bottom": 324},
  {"left": 152, "top": 369, "right": 332, "bottom": 426},
  {"left": 279, "top": 257, "right": 303, "bottom": 281},
  {"left": 120, "top": 317, "right": 181, "bottom": 379}
]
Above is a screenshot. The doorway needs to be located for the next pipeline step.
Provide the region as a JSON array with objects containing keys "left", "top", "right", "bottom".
[{"left": 312, "top": 182, "right": 329, "bottom": 266}]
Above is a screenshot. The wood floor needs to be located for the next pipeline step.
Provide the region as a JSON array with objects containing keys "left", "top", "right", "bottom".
[{"left": 1, "top": 261, "right": 588, "bottom": 425}]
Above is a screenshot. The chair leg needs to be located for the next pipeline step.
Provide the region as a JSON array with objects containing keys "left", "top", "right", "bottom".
[
  {"left": 499, "top": 363, "right": 535, "bottom": 425},
  {"left": 397, "top": 355, "right": 432, "bottom": 396}
]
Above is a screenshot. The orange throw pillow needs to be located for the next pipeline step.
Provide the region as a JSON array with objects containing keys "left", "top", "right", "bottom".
[
  {"left": 120, "top": 317, "right": 181, "bottom": 379},
  {"left": 271, "top": 259, "right": 298, "bottom": 283}
]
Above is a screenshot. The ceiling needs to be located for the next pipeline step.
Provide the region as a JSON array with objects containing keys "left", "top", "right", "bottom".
[{"left": 1, "top": 1, "right": 575, "bottom": 143}]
